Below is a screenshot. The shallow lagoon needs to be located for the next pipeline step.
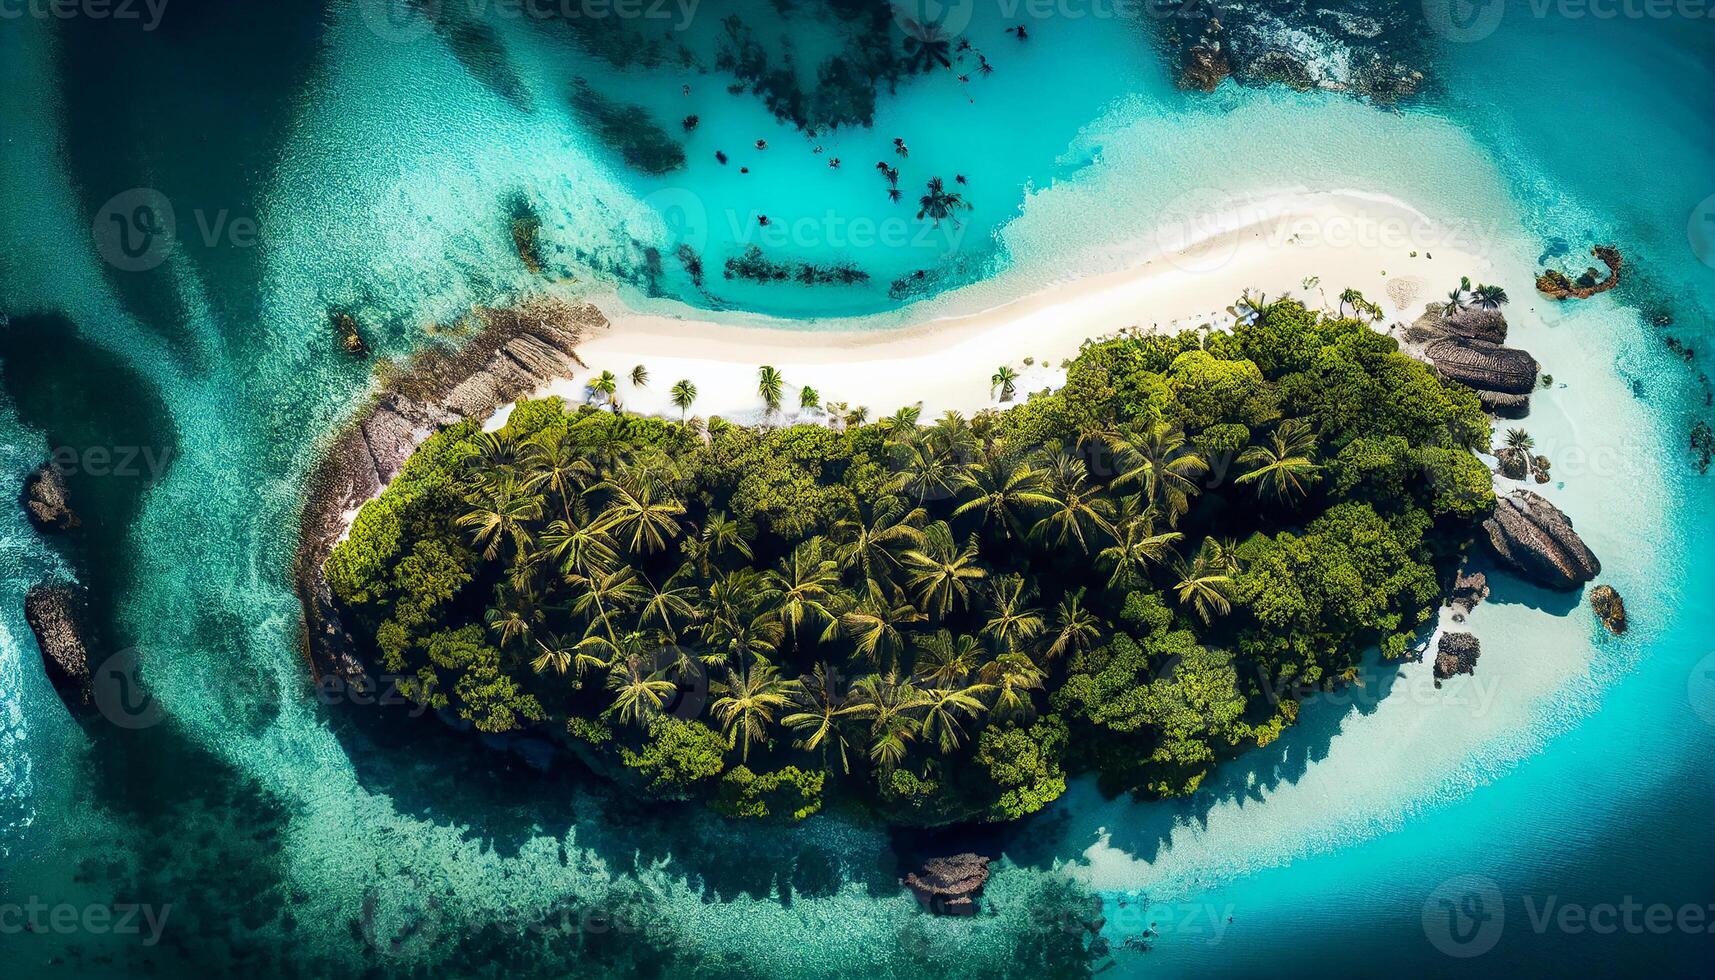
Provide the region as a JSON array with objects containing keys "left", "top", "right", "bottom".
[{"left": 1, "top": 5, "right": 1713, "bottom": 977}]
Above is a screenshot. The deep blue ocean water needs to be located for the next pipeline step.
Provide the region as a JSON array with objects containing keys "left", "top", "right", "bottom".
[{"left": 1, "top": 3, "right": 1712, "bottom": 977}]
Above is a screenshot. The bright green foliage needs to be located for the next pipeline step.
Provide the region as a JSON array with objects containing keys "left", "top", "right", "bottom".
[
  {"left": 619, "top": 718, "right": 728, "bottom": 800},
  {"left": 326, "top": 296, "right": 1495, "bottom": 824},
  {"left": 713, "top": 765, "right": 826, "bottom": 821}
]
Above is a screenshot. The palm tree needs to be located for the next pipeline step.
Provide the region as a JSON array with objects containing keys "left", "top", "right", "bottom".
[
  {"left": 903, "top": 522, "right": 989, "bottom": 617},
  {"left": 952, "top": 455, "right": 1055, "bottom": 540},
  {"left": 830, "top": 496, "right": 926, "bottom": 586},
  {"left": 980, "top": 574, "right": 1044, "bottom": 654},
  {"left": 630, "top": 364, "right": 649, "bottom": 387},
  {"left": 900, "top": 17, "right": 953, "bottom": 73},
  {"left": 1234, "top": 289, "right": 1268, "bottom": 327},
  {"left": 979, "top": 652, "right": 1045, "bottom": 722},
  {"left": 590, "top": 370, "right": 619, "bottom": 410},
  {"left": 1504, "top": 428, "right": 1535, "bottom": 454},
  {"left": 761, "top": 538, "right": 845, "bottom": 649},
  {"left": 917, "top": 176, "right": 970, "bottom": 227},
  {"left": 1234, "top": 419, "right": 1321, "bottom": 504},
  {"left": 670, "top": 379, "right": 698, "bottom": 420},
  {"left": 757, "top": 365, "right": 785, "bottom": 416},
  {"left": 1442, "top": 283, "right": 1469, "bottom": 316},
  {"left": 1043, "top": 589, "right": 1102, "bottom": 661},
  {"left": 990, "top": 365, "right": 1019, "bottom": 402},
  {"left": 711, "top": 659, "right": 798, "bottom": 762},
  {"left": 1097, "top": 512, "right": 1183, "bottom": 592},
  {"left": 691, "top": 511, "right": 755, "bottom": 576},
  {"left": 918, "top": 685, "right": 988, "bottom": 754},
  {"left": 1104, "top": 423, "right": 1210, "bottom": 526},
  {"left": 784, "top": 662, "right": 860, "bottom": 773},
  {"left": 589, "top": 472, "right": 685, "bottom": 555},
  {"left": 1173, "top": 540, "right": 1237, "bottom": 624},
  {"left": 1473, "top": 283, "right": 1510, "bottom": 309},
  {"left": 640, "top": 566, "right": 702, "bottom": 640},
  {"left": 605, "top": 653, "right": 679, "bottom": 728},
  {"left": 699, "top": 569, "right": 785, "bottom": 671},
  {"left": 844, "top": 672, "right": 927, "bottom": 773},
  {"left": 530, "top": 632, "right": 578, "bottom": 676},
  {"left": 799, "top": 385, "right": 821, "bottom": 413},
  {"left": 521, "top": 435, "right": 594, "bottom": 523},
  {"left": 457, "top": 482, "right": 544, "bottom": 562},
  {"left": 879, "top": 404, "right": 923, "bottom": 441},
  {"left": 1032, "top": 453, "right": 1117, "bottom": 554},
  {"left": 889, "top": 431, "right": 964, "bottom": 505},
  {"left": 840, "top": 587, "right": 925, "bottom": 669},
  {"left": 913, "top": 630, "right": 983, "bottom": 687},
  {"left": 569, "top": 567, "right": 648, "bottom": 647},
  {"left": 540, "top": 505, "right": 621, "bottom": 584}
]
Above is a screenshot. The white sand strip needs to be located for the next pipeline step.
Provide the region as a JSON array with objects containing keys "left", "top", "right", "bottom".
[{"left": 494, "top": 191, "right": 1492, "bottom": 428}]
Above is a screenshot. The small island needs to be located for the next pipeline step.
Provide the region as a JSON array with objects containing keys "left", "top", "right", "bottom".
[{"left": 322, "top": 295, "right": 1497, "bottom": 826}]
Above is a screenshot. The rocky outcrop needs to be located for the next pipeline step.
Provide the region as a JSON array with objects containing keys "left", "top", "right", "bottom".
[
  {"left": 331, "top": 312, "right": 369, "bottom": 357},
  {"left": 903, "top": 853, "right": 991, "bottom": 916},
  {"left": 295, "top": 298, "right": 606, "bottom": 684},
  {"left": 1537, "top": 245, "right": 1622, "bottom": 300},
  {"left": 1424, "top": 337, "right": 1540, "bottom": 395},
  {"left": 1404, "top": 305, "right": 1509, "bottom": 345},
  {"left": 24, "top": 583, "right": 94, "bottom": 707},
  {"left": 1589, "top": 585, "right": 1628, "bottom": 635},
  {"left": 1181, "top": 20, "right": 1232, "bottom": 92},
  {"left": 1450, "top": 571, "right": 1489, "bottom": 614},
  {"left": 1482, "top": 490, "right": 1601, "bottom": 590},
  {"left": 1477, "top": 390, "right": 1532, "bottom": 419},
  {"left": 1434, "top": 632, "right": 1480, "bottom": 683},
  {"left": 22, "top": 463, "right": 78, "bottom": 532}
]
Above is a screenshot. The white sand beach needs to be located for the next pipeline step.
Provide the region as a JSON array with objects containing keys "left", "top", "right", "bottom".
[{"left": 493, "top": 191, "right": 1493, "bottom": 428}]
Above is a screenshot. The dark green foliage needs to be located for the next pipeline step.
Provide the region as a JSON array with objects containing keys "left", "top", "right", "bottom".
[{"left": 328, "top": 297, "right": 1493, "bottom": 823}]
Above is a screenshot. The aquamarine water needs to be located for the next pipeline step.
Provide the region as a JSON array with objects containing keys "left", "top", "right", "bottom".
[{"left": 2, "top": 5, "right": 1712, "bottom": 977}]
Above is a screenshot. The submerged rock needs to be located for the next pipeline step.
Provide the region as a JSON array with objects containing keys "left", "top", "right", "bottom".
[
  {"left": 24, "top": 583, "right": 94, "bottom": 707},
  {"left": 1589, "top": 585, "right": 1628, "bottom": 635},
  {"left": 331, "top": 312, "right": 369, "bottom": 357},
  {"left": 1434, "top": 632, "right": 1481, "bottom": 683},
  {"left": 903, "top": 853, "right": 991, "bottom": 916},
  {"left": 1482, "top": 490, "right": 1601, "bottom": 590},
  {"left": 1494, "top": 446, "right": 1530, "bottom": 481},
  {"left": 1537, "top": 245, "right": 1622, "bottom": 300},
  {"left": 1180, "top": 21, "right": 1231, "bottom": 92},
  {"left": 1425, "top": 337, "right": 1540, "bottom": 395},
  {"left": 22, "top": 463, "right": 79, "bottom": 532}
]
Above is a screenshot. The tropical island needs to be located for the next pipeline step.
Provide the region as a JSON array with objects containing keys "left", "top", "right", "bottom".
[{"left": 322, "top": 294, "right": 1499, "bottom": 828}]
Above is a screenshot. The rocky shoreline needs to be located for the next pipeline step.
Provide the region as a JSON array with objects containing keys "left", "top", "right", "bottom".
[{"left": 292, "top": 298, "right": 606, "bottom": 685}]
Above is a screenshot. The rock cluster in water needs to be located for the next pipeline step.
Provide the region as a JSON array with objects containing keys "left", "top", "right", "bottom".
[
  {"left": 1482, "top": 490, "right": 1602, "bottom": 591},
  {"left": 1589, "top": 584, "right": 1628, "bottom": 635},
  {"left": 903, "top": 853, "right": 992, "bottom": 916},
  {"left": 22, "top": 462, "right": 79, "bottom": 532},
  {"left": 296, "top": 299, "right": 606, "bottom": 684},
  {"left": 24, "top": 583, "right": 94, "bottom": 707},
  {"left": 1537, "top": 245, "right": 1623, "bottom": 300},
  {"left": 1434, "top": 632, "right": 1481, "bottom": 682}
]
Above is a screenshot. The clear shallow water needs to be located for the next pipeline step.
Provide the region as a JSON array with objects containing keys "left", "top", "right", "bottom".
[{"left": 1, "top": 5, "right": 1713, "bottom": 978}]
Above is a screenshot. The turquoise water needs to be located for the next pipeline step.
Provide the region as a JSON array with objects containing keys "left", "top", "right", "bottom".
[{"left": 2, "top": 4, "right": 1713, "bottom": 977}]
